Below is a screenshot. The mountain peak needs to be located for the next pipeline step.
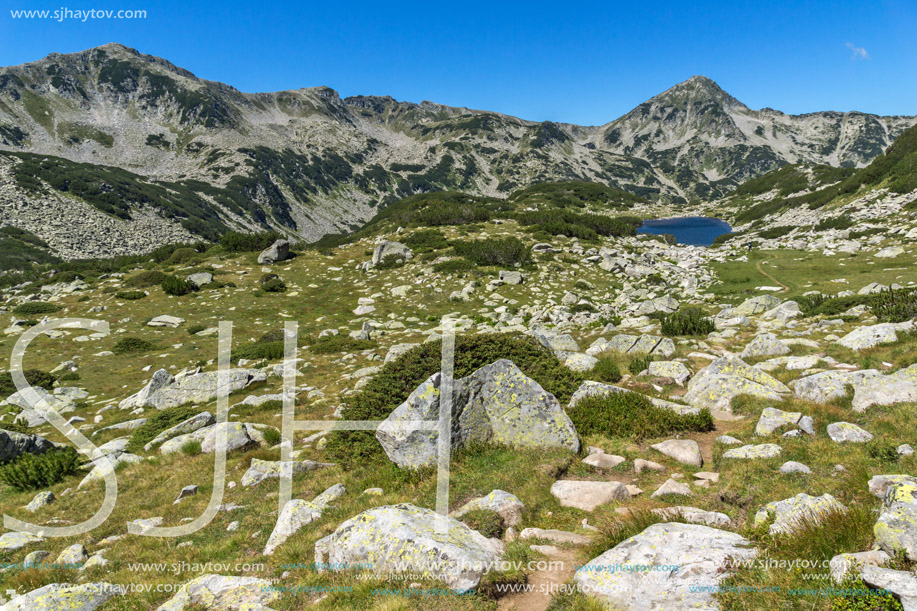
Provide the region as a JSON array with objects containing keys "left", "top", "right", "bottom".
[{"left": 655, "top": 75, "right": 746, "bottom": 109}]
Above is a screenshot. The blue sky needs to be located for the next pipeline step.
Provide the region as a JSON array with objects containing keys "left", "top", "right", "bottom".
[{"left": 2, "top": 0, "right": 914, "bottom": 125}]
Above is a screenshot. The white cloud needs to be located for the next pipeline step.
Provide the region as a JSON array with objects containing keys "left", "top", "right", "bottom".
[{"left": 846, "top": 42, "right": 871, "bottom": 61}]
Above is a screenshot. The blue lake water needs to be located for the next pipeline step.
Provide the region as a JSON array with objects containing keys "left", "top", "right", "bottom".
[{"left": 638, "top": 216, "right": 732, "bottom": 246}]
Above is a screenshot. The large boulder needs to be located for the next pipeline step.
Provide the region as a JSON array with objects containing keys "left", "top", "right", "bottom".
[
  {"left": 594, "top": 334, "right": 675, "bottom": 357},
  {"left": 827, "top": 422, "right": 873, "bottom": 443},
  {"left": 119, "top": 368, "right": 266, "bottom": 410},
  {"left": 860, "top": 565, "right": 917, "bottom": 609},
  {"left": 155, "top": 574, "right": 280, "bottom": 611},
  {"left": 741, "top": 333, "right": 791, "bottom": 359},
  {"left": 755, "top": 407, "right": 813, "bottom": 436},
  {"left": 371, "top": 241, "right": 413, "bottom": 266},
  {"left": 451, "top": 489, "right": 525, "bottom": 527},
  {"left": 793, "top": 369, "right": 881, "bottom": 403},
  {"left": 159, "top": 422, "right": 275, "bottom": 455},
  {"left": 0, "top": 531, "right": 44, "bottom": 551},
  {"left": 635, "top": 296, "right": 679, "bottom": 316},
  {"left": 257, "top": 239, "right": 290, "bottom": 264},
  {"left": 314, "top": 503, "right": 504, "bottom": 590},
  {"left": 263, "top": 484, "right": 345, "bottom": 555},
  {"left": 838, "top": 322, "right": 914, "bottom": 351},
  {"left": 761, "top": 300, "right": 801, "bottom": 323},
  {"left": 144, "top": 411, "right": 216, "bottom": 451},
  {"left": 794, "top": 365, "right": 917, "bottom": 412},
  {"left": 241, "top": 458, "right": 334, "bottom": 487},
  {"left": 4, "top": 388, "right": 75, "bottom": 427},
  {"left": 574, "top": 523, "right": 757, "bottom": 610},
  {"left": 647, "top": 361, "right": 691, "bottom": 385},
  {"left": 185, "top": 272, "right": 213, "bottom": 289},
  {"left": 651, "top": 506, "right": 732, "bottom": 528},
  {"left": 848, "top": 364, "right": 917, "bottom": 412},
  {"left": 869, "top": 475, "right": 917, "bottom": 499},
  {"left": 0, "top": 429, "right": 55, "bottom": 462},
  {"left": 875, "top": 481, "right": 917, "bottom": 562},
  {"left": 550, "top": 480, "right": 629, "bottom": 511},
  {"left": 377, "top": 359, "right": 580, "bottom": 469},
  {"left": 532, "top": 330, "right": 580, "bottom": 353},
  {"left": 684, "top": 355, "right": 789, "bottom": 412},
  {"left": 2, "top": 582, "right": 122, "bottom": 611},
  {"left": 732, "top": 295, "right": 783, "bottom": 316},
  {"left": 754, "top": 493, "right": 845, "bottom": 534},
  {"left": 78, "top": 451, "right": 143, "bottom": 488},
  {"left": 650, "top": 439, "right": 702, "bottom": 467},
  {"left": 722, "top": 444, "right": 782, "bottom": 460}
]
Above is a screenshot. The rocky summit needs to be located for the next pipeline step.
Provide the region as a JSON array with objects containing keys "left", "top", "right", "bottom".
[{"left": 0, "top": 38, "right": 917, "bottom": 611}]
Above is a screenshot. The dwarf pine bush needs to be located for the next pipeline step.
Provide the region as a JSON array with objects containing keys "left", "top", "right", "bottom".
[
  {"left": 660, "top": 307, "right": 715, "bottom": 336},
  {"left": 0, "top": 447, "right": 81, "bottom": 491},
  {"left": 567, "top": 392, "right": 713, "bottom": 440}
]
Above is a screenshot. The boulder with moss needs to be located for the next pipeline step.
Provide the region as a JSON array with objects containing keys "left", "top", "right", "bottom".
[{"left": 377, "top": 359, "right": 580, "bottom": 469}]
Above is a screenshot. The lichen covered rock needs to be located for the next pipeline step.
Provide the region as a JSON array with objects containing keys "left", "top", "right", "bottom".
[
  {"left": 377, "top": 359, "right": 580, "bottom": 468},
  {"left": 314, "top": 503, "right": 504, "bottom": 590}
]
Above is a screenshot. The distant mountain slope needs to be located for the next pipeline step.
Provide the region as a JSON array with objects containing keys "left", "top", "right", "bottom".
[
  {"left": 719, "top": 121, "right": 917, "bottom": 225},
  {"left": 0, "top": 43, "right": 913, "bottom": 256}
]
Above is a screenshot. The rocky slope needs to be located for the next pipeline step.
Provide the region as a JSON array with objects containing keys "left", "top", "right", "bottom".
[
  {"left": 0, "top": 199, "right": 915, "bottom": 610},
  {"left": 0, "top": 44, "right": 913, "bottom": 258}
]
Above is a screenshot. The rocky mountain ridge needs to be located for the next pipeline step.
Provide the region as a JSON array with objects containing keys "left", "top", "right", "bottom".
[{"left": 0, "top": 43, "right": 914, "bottom": 258}]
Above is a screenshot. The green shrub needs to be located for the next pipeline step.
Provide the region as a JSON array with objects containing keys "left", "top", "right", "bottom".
[
  {"left": 660, "top": 307, "right": 715, "bottom": 336},
  {"left": 432, "top": 258, "right": 478, "bottom": 275},
  {"left": 515, "top": 209, "right": 640, "bottom": 240},
  {"left": 757, "top": 226, "right": 795, "bottom": 239},
  {"left": 592, "top": 358, "right": 622, "bottom": 383},
  {"left": 262, "top": 428, "right": 282, "bottom": 446},
  {"left": 452, "top": 237, "right": 532, "bottom": 267},
  {"left": 0, "top": 370, "right": 56, "bottom": 396},
  {"left": 219, "top": 231, "right": 280, "bottom": 253},
  {"left": 0, "top": 447, "right": 81, "bottom": 491},
  {"left": 187, "top": 323, "right": 207, "bottom": 335},
  {"left": 58, "top": 371, "right": 80, "bottom": 381},
  {"left": 325, "top": 333, "right": 582, "bottom": 467},
  {"left": 829, "top": 573, "right": 903, "bottom": 610},
  {"left": 161, "top": 275, "right": 194, "bottom": 296},
  {"left": 12, "top": 302, "right": 61, "bottom": 315},
  {"left": 798, "top": 293, "right": 868, "bottom": 317},
  {"left": 866, "top": 440, "right": 900, "bottom": 463},
  {"left": 124, "top": 270, "right": 169, "bottom": 288},
  {"left": 403, "top": 229, "right": 449, "bottom": 252},
  {"left": 799, "top": 289, "right": 917, "bottom": 322},
  {"left": 261, "top": 278, "right": 287, "bottom": 293},
  {"left": 232, "top": 338, "right": 285, "bottom": 362},
  {"left": 711, "top": 232, "right": 741, "bottom": 246},
  {"left": 167, "top": 247, "right": 199, "bottom": 265},
  {"left": 114, "top": 290, "right": 146, "bottom": 300},
  {"left": 628, "top": 354, "right": 653, "bottom": 376},
  {"left": 372, "top": 253, "right": 406, "bottom": 270},
  {"left": 310, "top": 335, "right": 376, "bottom": 354},
  {"left": 567, "top": 392, "right": 713, "bottom": 440},
  {"left": 870, "top": 288, "right": 917, "bottom": 323},
  {"left": 460, "top": 508, "right": 505, "bottom": 538},
  {"left": 112, "top": 337, "right": 155, "bottom": 355},
  {"left": 127, "top": 405, "right": 201, "bottom": 453},
  {"left": 180, "top": 440, "right": 202, "bottom": 456}
]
